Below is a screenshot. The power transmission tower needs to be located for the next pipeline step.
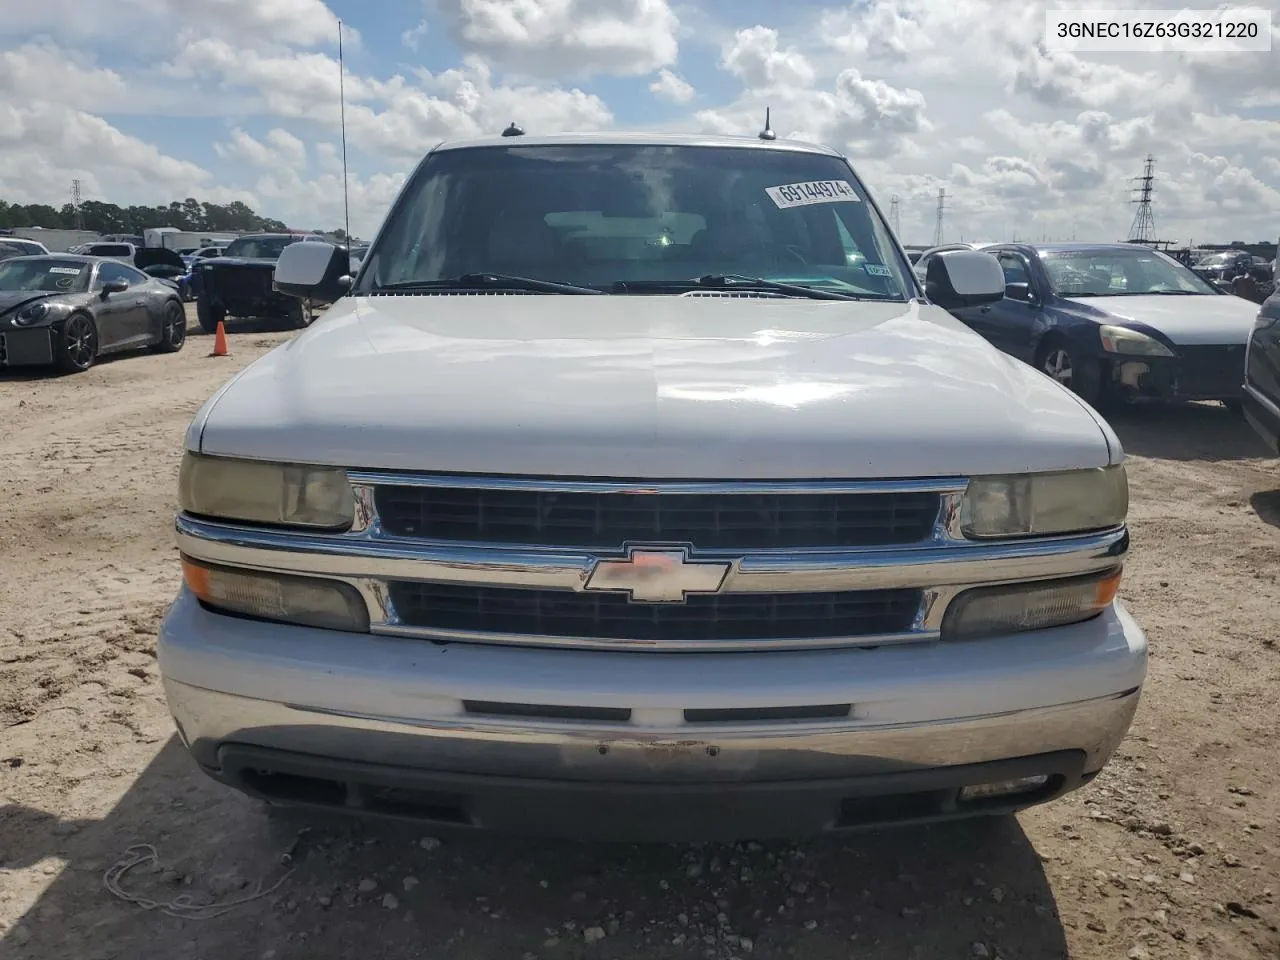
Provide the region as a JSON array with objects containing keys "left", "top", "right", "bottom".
[
  {"left": 1128, "top": 155, "right": 1156, "bottom": 243},
  {"left": 932, "top": 188, "right": 946, "bottom": 246},
  {"left": 888, "top": 194, "right": 901, "bottom": 237},
  {"left": 71, "top": 179, "right": 83, "bottom": 231}
]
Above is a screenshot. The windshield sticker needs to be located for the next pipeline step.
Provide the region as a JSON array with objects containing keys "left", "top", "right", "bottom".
[
  {"left": 864, "top": 264, "right": 892, "bottom": 277},
  {"left": 766, "top": 180, "right": 861, "bottom": 209},
  {"left": 55, "top": 277, "right": 74, "bottom": 288},
  {"left": 48, "top": 266, "right": 81, "bottom": 275}
]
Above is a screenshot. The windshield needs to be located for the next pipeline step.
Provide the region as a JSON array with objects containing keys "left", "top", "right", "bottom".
[
  {"left": 223, "top": 236, "right": 295, "bottom": 260},
  {"left": 1042, "top": 248, "right": 1218, "bottom": 297},
  {"left": 0, "top": 258, "right": 91, "bottom": 293},
  {"left": 362, "top": 144, "right": 911, "bottom": 299}
]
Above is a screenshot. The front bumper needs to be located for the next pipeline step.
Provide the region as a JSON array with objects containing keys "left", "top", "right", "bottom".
[
  {"left": 0, "top": 328, "right": 55, "bottom": 367},
  {"left": 1111, "top": 345, "right": 1246, "bottom": 402},
  {"left": 159, "top": 590, "right": 1147, "bottom": 840}
]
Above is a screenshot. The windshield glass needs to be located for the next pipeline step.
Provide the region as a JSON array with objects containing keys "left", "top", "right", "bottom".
[
  {"left": 362, "top": 144, "right": 911, "bottom": 299},
  {"left": 0, "top": 258, "right": 91, "bottom": 292},
  {"left": 1042, "top": 248, "right": 1217, "bottom": 296},
  {"left": 223, "top": 236, "right": 295, "bottom": 259}
]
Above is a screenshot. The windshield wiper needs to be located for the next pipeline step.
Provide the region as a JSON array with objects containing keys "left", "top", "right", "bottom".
[
  {"left": 373, "top": 274, "right": 603, "bottom": 295},
  {"left": 613, "top": 275, "right": 862, "bottom": 301}
]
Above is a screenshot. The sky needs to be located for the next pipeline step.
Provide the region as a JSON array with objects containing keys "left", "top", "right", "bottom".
[{"left": 0, "top": 0, "right": 1277, "bottom": 245}]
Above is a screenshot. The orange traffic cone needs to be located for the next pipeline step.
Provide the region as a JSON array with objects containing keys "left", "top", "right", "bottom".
[{"left": 210, "top": 320, "right": 228, "bottom": 357}]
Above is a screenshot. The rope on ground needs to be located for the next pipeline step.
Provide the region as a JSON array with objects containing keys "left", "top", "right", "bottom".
[{"left": 103, "top": 843, "right": 292, "bottom": 920}]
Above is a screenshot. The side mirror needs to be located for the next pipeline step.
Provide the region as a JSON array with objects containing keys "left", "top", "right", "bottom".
[
  {"left": 273, "top": 241, "right": 352, "bottom": 303},
  {"left": 1005, "top": 282, "right": 1033, "bottom": 302},
  {"left": 925, "top": 250, "right": 1005, "bottom": 309},
  {"left": 101, "top": 278, "right": 129, "bottom": 296}
]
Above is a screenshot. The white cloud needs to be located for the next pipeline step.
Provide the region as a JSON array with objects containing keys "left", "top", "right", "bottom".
[
  {"left": 402, "top": 19, "right": 430, "bottom": 51},
  {"left": 245, "top": 168, "right": 407, "bottom": 237},
  {"left": 721, "top": 26, "right": 814, "bottom": 89},
  {"left": 215, "top": 128, "right": 307, "bottom": 168},
  {"left": 174, "top": 0, "right": 341, "bottom": 47},
  {"left": 0, "top": 42, "right": 128, "bottom": 111},
  {"left": 698, "top": 41, "right": 929, "bottom": 160},
  {"left": 435, "top": 0, "right": 679, "bottom": 77},
  {"left": 649, "top": 69, "right": 694, "bottom": 103},
  {"left": 0, "top": 0, "right": 342, "bottom": 47},
  {"left": 0, "top": 102, "right": 209, "bottom": 205}
]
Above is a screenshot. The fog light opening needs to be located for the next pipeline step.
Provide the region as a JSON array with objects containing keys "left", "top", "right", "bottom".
[{"left": 958, "top": 774, "right": 1050, "bottom": 803}]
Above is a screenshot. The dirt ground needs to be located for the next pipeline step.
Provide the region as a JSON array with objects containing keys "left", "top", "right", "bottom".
[{"left": 1, "top": 307, "right": 1278, "bottom": 960}]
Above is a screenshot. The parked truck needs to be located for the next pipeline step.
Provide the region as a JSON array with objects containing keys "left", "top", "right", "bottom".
[{"left": 159, "top": 131, "right": 1146, "bottom": 842}]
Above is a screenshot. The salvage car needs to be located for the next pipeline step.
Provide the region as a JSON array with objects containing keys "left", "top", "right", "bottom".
[
  {"left": 0, "top": 237, "right": 50, "bottom": 257},
  {"left": 159, "top": 132, "right": 1146, "bottom": 842},
  {"left": 1243, "top": 290, "right": 1280, "bottom": 454},
  {"left": 945, "top": 242, "right": 1256, "bottom": 410},
  {"left": 0, "top": 255, "right": 186, "bottom": 373},
  {"left": 194, "top": 233, "right": 322, "bottom": 333}
]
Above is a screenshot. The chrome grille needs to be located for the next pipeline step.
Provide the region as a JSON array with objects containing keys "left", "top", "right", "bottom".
[
  {"left": 176, "top": 470, "right": 1131, "bottom": 653},
  {"left": 373, "top": 485, "right": 942, "bottom": 549},
  {"left": 387, "top": 581, "right": 922, "bottom": 643}
]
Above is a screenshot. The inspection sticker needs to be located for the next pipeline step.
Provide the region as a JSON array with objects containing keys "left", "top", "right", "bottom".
[
  {"left": 865, "top": 264, "right": 893, "bottom": 277},
  {"left": 766, "top": 180, "right": 861, "bottom": 209},
  {"left": 48, "top": 266, "right": 82, "bottom": 274}
]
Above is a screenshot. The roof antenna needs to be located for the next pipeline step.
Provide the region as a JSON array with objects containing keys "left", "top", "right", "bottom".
[
  {"left": 758, "top": 107, "right": 776, "bottom": 141},
  {"left": 337, "top": 19, "right": 351, "bottom": 246},
  {"left": 501, "top": 121, "right": 525, "bottom": 138}
]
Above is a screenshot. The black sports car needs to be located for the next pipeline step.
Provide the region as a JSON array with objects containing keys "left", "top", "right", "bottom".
[{"left": 0, "top": 255, "right": 187, "bottom": 374}]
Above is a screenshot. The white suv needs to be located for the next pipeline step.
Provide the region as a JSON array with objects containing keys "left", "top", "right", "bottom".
[{"left": 158, "top": 132, "right": 1146, "bottom": 841}]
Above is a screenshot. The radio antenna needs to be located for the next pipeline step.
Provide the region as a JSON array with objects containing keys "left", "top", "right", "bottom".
[
  {"left": 338, "top": 19, "right": 351, "bottom": 245},
  {"left": 758, "top": 107, "right": 776, "bottom": 141}
]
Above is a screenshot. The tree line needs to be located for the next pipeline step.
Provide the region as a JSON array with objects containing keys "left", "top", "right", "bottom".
[{"left": 0, "top": 197, "right": 293, "bottom": 235}]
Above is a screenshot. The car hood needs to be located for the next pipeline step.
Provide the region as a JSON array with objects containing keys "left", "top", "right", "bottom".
[
  {"left": 193, "top": 295, "right": 1118, "bottom": 479},
  {"left": 135, "top": 247, "right": 186, "bottom": 271},
  {"left": 0, "top": 290, "right": 73, "bottom": 317},
  {"left": 1070, "top": 294, "right": 1258, "bottom": 346},
  {"left": 202, "top": 257, "right": 277, "bottom": 269}
]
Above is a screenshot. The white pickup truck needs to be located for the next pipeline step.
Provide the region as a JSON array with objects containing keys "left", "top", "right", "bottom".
[{"left": 158, "top": 132, "right": 1146, "bottom": 841}]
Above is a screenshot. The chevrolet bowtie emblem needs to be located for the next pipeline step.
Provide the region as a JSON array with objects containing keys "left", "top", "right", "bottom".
[{"left": 584, "top": 547, "right": 732, "bottom": 603}]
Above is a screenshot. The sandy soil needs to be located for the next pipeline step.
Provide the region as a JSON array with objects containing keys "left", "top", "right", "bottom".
[{"left": 1, "top": 307, "right": 1277, "bottom": 960}]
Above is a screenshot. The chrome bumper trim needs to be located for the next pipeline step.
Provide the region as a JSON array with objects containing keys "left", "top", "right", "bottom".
[
  {"left": 166, "top": 678, "right": 1141, "bottom": 783},
  {"left": 176, "top": 514, "right": 1128, "bottom": 595}
]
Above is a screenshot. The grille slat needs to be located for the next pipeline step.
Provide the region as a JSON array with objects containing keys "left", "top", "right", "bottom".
[
  {"left": 374, "top": 488, "right": 941, "bottom": 549},
  {"left": 388, "top": 582, "right": 921, "bottom": 642}
]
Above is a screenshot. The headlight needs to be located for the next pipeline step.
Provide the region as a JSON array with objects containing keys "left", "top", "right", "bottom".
[
  {"left": 942, "top": 568, "right": 1121, "bottom": 641},
  {"left": 960, "top": 465, "right": 1127, "bottom": 539},
  {"left": 1098, "top": 324, "right": 1173, "bottom": 357},
  {"left": 178, "top": 453, "right": 355, "bottom": 529},
  {"left": 15, "top": 301, "right": 50, "bottom": 325},
  {"left": 182, "top": 558, "right": 369, "bottom": 632}
]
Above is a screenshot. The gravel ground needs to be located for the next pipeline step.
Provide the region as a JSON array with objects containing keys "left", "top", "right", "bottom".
[{"left": 1, "top": 306, "right": 1277, "bottom": 960}]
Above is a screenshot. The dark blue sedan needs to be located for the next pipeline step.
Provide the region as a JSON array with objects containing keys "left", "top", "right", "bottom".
[{"left": 917, "top": 242, "right": 1258, "bottom": 409}]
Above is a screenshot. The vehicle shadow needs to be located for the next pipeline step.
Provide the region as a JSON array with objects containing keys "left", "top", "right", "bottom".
[
  {"left": 2, "top": 738, "right": 1070, "bottom": 960},
  {"left": 1251, "top": 489, "right": 1280, "bottom": 529},
  {"left": 184, "top": 316, "right": 294, "bottom": 336},
  {"left": 0, "top": 351, "right": 142, "bottom": 381},
  {"left": 1105, "top": 401, "right": 1270, "bottom": 462}
]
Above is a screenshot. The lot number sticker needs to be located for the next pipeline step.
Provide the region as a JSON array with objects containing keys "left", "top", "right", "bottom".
[
  {"left": 48, "top": 266, "right": 81, "bottom": 275},
  {"left": 766, "top": 180, "right": 861, "bottom": 209}
]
